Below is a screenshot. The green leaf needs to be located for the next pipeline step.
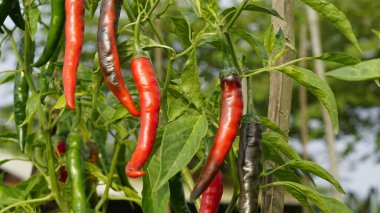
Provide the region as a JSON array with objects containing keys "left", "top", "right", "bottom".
[
  {"left": 326, "top": 59, "right": 380, "bottom": 82},
  {"left": 167, "top": 97, "right": 188, "bottom": 122},
  {"left": 230, "top": 28, "right": 268, "bottom": 62},
  {"left": 272, "top": 169, "right": 302, "bottom": 184},
  {"left": 264, "top": 24, "right": 275, "bottom": 54},
  {"left": 89, "top": 0, "right": 100, "bottom": 18},
  {"left": 53, "top": 95, "right": 66, "bottom": 109},
  {"left": 259, "top": 116, "right": 288, "bottom": 138},
  {"left": 169, "top": 15, "right": 191, "bottom": 48},
  {"left": 154, "top": 114, "right": 207, "bottom": 190},
  {"left": 244, "top": 4, "right": 283, "bottom": 19},
  {"left": 20, "top": 94, "right": 41, "bottom": 126},
  {"left": 28, "top": 6, "right": 41, "bottom": 41},
  {"left": 262, "top": 141, "right": 286, "bottom": 165},
  {"left": 118, "top": 35, "right": 174, "bottom": 63},
  {"left": 0, "top": 184, "right": 23, "bottom": 205},
  {"left": 179, "top": 49, "right": 203, "bottom": 110},
  {"left": 261, "top": 181, "right": 351, "bottom": 213},
  {"left": 372, "top": 29, "right": 380, "bottom": 40},
  {"left": 142, "top": 154, "right": 170, "bottom": 213},
  {"left": 298, "top": 0, "right": 361, "bottom": 52},
  {"left": 315, "top": 52, "right": 360, "bottom": 65},
  {"left": 276, "top": 66, "right": 339, "bottom": 132},
  {"left": 85, "top": 163, "right": 141, "bottom": 204},
  {"left": 279, "top": 160, "right": 344, "bottom": 193},
  {"left": 263, "top": 132, "right": 301, "bottom": 161}
]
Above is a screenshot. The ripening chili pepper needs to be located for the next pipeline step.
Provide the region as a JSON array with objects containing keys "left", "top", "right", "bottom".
[
  {"left": 97, "top": 0, "right": 139, "bottom": 116},
  {"left": 238, "top": 122, "right": 263, "bottom": 213},
  {"left": 62, "top": 0, "right": 85, "bottom": 110},
  {"left": 66, "top": 133, "right": 87, "bottom": 212},
  {"left": 125, "top": 56, "right": 160, "bottom": 178},
  {"left": 190, "top": 74, "right": 243, "bottom": 200},
  {"left": 9, "top": 1, "right": 25, "bottom": 31},
  {"left": 55, "top": 140, "right": 68, "bottom": 182},
  {"left": 169, "top": 173, "right": 191, "bottom": 213},
  {"left": 32, "top": 0, "right": 65, "bottom": 67},
  {"left": 199, "top": 171, "right": 223, "bottom": 213}
]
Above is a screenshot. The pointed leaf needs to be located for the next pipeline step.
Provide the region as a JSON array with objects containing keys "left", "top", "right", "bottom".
[
  {"left": 20, "top": 94, "right": 40, "bottom": 126},
  {"left": 264, "top": 24, "right": 275, "bottom": 54},
  {"left": 244, "top": 4, "right": 283, "bottom": 19},
  {"left": 230, "top": 28, "right": 268, "bottom": 61},
  {"left": 326, "top": 59, "right": 380, "bottom": 81},
  {"left": 263, "top": 132, "right": 301, "bottom": 161},
  {"left": 276, "top": 66, "right": 339, "bottom": 132},
  {"left": 298, "top": 0, "right": 361, "bottom": 51},
  {"left": 280, "top": 160, "right": 344, "bottom": 193},
  {"left": 315, "top": 52, "right": 360, "bottom": 65},
  {"left": 261, "top": 181, "right": 351, "bottom": 213},
  {"left": 169, "top": 15, "right": 191, "bottom": 48},
  {"left": 154, "top": 115, "right": 207, "bottom": 190},
  {"left": 142, "top": 154, "right": 170, "bottom": 213},
  {"left": 179, "top": 50, "right": 203, "bottom": 110},
  {"left": 259, "top": 116, "right": 288, "bottom": 138}
]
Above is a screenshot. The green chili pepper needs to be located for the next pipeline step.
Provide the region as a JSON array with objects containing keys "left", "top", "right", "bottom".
[
  {"left": 169, "top": 172, "right": 191, "bottom": 213},
  {"left": 32, "top": 0, "right": 65, "bottom": 67},
  {"left": 0, "top": 0, "right": 12, "bottom": 34},
  {"left": 67, "top": 133, "right": 87, "bottom": 212},
  {"left": 9, "top": 1, "right": 25, "bottom": 31}
]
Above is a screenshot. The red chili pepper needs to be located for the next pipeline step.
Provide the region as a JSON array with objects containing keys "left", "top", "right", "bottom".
[
  {"left": 191, "top": 73, "right": 243, "bottom": 200},
  {"left": 199, "top": 171, "right": 223, "bottom": 213},
  {"left": 62, "top": 0, "right": 85, "bottom": 110},
  {"left": 97, "top": 0, "right": 139, "bottom": 116},
  {"left": 125, "top": 56, "right": 160, "bottom": 178},
  {"left": 59, "top": 166, "right": 68, "bottom": 182}
]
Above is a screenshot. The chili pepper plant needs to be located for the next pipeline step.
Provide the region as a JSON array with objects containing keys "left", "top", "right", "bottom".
[{"left": 0, "top": 0, "right": 364, "bottom": 212}]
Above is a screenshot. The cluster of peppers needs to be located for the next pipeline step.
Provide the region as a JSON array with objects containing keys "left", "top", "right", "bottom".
[{"left": 19, "top": 0, "right": 254, "bottom": 212}]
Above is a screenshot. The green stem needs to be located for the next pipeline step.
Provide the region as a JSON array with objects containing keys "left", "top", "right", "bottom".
[
  {"left": 225, "top": 0, "right": 248, "bottom": 31},
  {"left": 224, "top": 32, "right": 242, "bottom": 73},
  {"left": 175, "top": 45, "right": 194, "bottom": 59},
  {"left": 134, "top": 13, "right": 143, "bottom": 53},
  {"left": 122, "top": 0, "right": 136, "bottom": 22},
  {"left": 95, "top": 141, "right": 122, "bottom": 211},
  {"left": 0, "top": 194, "right": 54, "bottom": 213},
  {"left": 225, "top": 151, "right": 240, "bottom": 213},
  {"left": 108, "top": 196, "right": 142, "bottom": 204},
  {"left": 4, "top": 27, "right": 23, "bottom": 65},
  {"left": 146, "top": 0, "right": 160, "bottom": 19},
  {"left": 181, "top": 167, "right": 200, "bottom": 211},
  {"left": 147, "top": 18, "right": 164, "bottom": 44}
]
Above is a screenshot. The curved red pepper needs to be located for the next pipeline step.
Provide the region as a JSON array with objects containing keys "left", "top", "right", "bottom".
[
  {"left": 97, "top": 0, "right": 139, "bottom": 116},
  {"left": 125, "top": 56, "right": 160, "bottom": 178},
  {"left": 62, "top": 0, "right": 85, "bottom": 110},
  {"left": 191, "top": 74, "right": 243, "bottom": 200},
  {"left": 199, "top": 171, "right": 223, "bottom": 213}
]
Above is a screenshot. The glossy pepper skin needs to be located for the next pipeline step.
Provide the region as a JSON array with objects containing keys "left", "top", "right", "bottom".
[
  {"left": 191, "top": 74, "right": 243, "bottom": 200},
  {"left": 33, "top": 0, "right": 65, "bottom": 67},
  {"left": 63, "top": 0, "right": 85, "bottom": 110},
  {"left": 238, "top": 122, "right": 263, "bottom": 213},
  {"left": 199, "top": 171, "right": 223, "bottom": 213},
  {"left": 97, "top": 0, "right": 139, "bottom": 116},
  {"left": 125, "top": 56, "right": 160, "bottom": 178},
  {"left": 66, "top": 133, "right": 87, "bottom": 212}
]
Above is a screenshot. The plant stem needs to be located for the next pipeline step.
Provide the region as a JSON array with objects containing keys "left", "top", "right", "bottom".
[
  {"left": 122, "top": 0, "right": 136, "bottom": 22},
  {"left": 95, "top": 141, "right": 122, "bottom": 211},
  {"left": 225, "top": 151, "right": 240, "bottom": 213},
  {"left": 4, "top": 27, "right": 23, "bottom": 65},
  {"left": 0, "top": 194, "right": 54, "bottom": 213},
  {"left": 181, "top": 167, "right": 200, "bottom": 211},
  {"left": 134, "top": 13, "right": 143, "bottom": 53},
  {"left": 224, "top": 32, "right": 242, "bottom": 73},
  {"left": 225, "top": 0, "right": 248, "bottom": 31}
]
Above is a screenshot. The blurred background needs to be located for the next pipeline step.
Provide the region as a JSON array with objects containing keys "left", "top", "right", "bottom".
[{"left": 0, "top": 0, "right": 379, "bottom": 212}]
